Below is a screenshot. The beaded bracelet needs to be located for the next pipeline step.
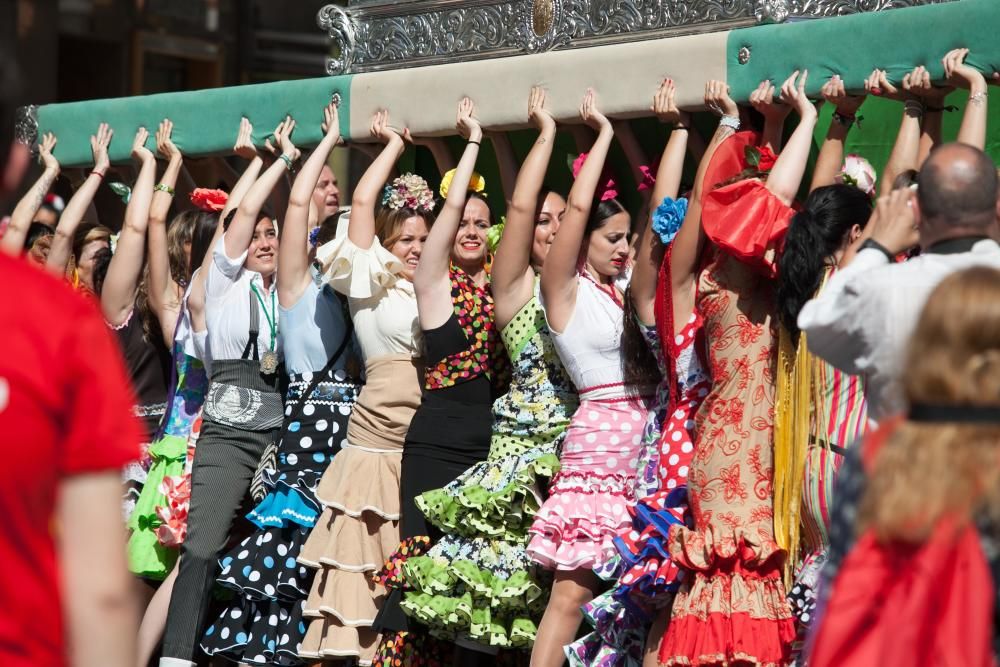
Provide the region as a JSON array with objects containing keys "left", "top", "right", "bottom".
[
  {"left": 719, "top": 115, "right": 741, "bottom": 131},
  {"left": 832, "top": 111, "right": 856, "bottom": 129},
  {"left": 154, "top": 183, "right": 175, "bottom": 196},
  {"left": 278, "top": 153, "right": 294, "bottom": 170}
]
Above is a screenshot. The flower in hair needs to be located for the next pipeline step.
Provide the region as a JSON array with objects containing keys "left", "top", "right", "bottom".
[
  {"left": 109, "top": 182, "right": 132, "bottom": 204},
  {"left": 43, "top": 193, "right": 65, "bottom": 212},
  {"left": 109, "top": 232, "right": 120, "bottom": 255},
  {"left": 571, "top": 152, "right": 619, "bottom": 202},
  {"left": 743, "top": 144, "right": 778, "bottom": 173},
  {"left": 836, "top": 154, "right": 877, "bottom": 197},
  {"left": 381, "top": 173, "right": 436, "bottom": 213},
  {"left": 440, "top": 168, "right": 487, "bottom": 200},
  {"left": 190, "top": 188, "right": 228, "bottom": 213},
  {"left": 486, "top": 216, "right": 506, "bottom": 254},
  {"left": 651, "top": 196, "right": 688, "bottom": 245},
  {"left": 308, "top": 227, "right": 321, "bottom": 248}
]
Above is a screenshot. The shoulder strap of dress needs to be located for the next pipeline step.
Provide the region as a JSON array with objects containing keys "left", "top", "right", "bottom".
[{"left": 241, "top": 286, "right": 261, "bottom": 361}]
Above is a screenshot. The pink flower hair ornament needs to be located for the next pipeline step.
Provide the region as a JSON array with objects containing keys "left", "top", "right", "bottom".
[{"left": 571, "top": 152, "right": 619, "bottom": 202}]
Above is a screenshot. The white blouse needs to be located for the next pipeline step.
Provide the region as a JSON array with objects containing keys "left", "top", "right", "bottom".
[
  {"left": 204, "top": 237, "right": 282, "bottom": 364},
  {"left": 316, "top": 235, "right": 421, "bottom": 361}
]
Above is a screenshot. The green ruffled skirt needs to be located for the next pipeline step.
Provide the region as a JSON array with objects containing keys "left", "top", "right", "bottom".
[{"left": 126, "top": 433, "right": 187, "bottom": 579}]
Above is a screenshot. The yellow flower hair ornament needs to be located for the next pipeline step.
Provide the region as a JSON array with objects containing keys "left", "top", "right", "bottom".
[{"left": 439, "top": 168, "right": 487, "bottom": 199}]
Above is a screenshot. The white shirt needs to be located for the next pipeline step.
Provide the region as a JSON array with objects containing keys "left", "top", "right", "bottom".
[
  {"left": 205, "top": 237, "right": 281, "bottom": 364},
  {"left": 316, "top": 235, "right": 422, "bottom": 360},
  {"left": 798, "top": 238, "right": 1000, "bottom": 423}
]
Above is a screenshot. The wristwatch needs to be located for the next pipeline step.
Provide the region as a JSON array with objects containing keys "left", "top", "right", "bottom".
[{"left": 858, "top": 239, "right": 895, "bottom": 263}]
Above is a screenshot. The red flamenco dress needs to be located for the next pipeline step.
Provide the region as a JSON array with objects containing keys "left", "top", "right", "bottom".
[{"left": 659, "top": 131, "right": 797, "bottom": 666}]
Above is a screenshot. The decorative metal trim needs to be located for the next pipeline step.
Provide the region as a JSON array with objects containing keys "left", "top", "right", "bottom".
[
  {"left": 738, "top": 46, "right": 751, "bottom": 64},
  {"left": 14, "top": 105, "right": 38, "bottom": 149},
  {"left": 331, "top": 92, "right": 343, "bottom": 107},
  {"left": 317, "top": 5, "right": 358, "bottom": 76},
  {"left": 321, "top": 0, "right": 955, "bottom": 74}
]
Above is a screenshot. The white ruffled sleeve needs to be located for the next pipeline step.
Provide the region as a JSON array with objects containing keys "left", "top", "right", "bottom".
[{"left": 316, "top": 235, "right": 407, "bottom": 299}]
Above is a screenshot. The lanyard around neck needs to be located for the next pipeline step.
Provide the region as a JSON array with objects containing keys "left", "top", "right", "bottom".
[{"left": 249, "top": 283, "right": 277, "bottom": 352}]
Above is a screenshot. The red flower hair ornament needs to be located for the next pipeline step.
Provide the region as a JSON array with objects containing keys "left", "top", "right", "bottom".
[{"left": 190, "top": 188, "right": 229, "bottom": 213}]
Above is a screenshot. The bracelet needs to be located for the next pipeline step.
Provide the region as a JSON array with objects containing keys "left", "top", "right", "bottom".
[
  {"left": 468, "top": 140, "right": 481, "bottom": 146},
  {"left": 904, "top": 99, "right": 925, "bottom": 117},
  {"left": 154, "top": 183, "right": 175, "bottom": 196},
  {"left": 91, "top": 170, "right": 106, "bottom": 179},
  {"left": 278, "top": 153, "right": 294, "bottom": 170},
  {"left": 832, "top": 111, "right": 856, "bottom": 129},
  {"left": 969, "top": 91, "right": 988, "bottom": 106},
  {"left": 719, "top": 115, "right": 741, "bottom": 131},
  {"left": 859, "top": 238, "right": 896, "bottom": 263}
]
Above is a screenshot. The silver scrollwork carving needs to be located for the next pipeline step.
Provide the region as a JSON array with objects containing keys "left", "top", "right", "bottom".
[
  {"left": 317, "top": 4, "right": 359, "bottom": 75},
  {"left": 14, "top": 105, "right": 38, "bottom": 150},
  {"left": 320, "top": 0, "right": 955, "bottom": 74}
]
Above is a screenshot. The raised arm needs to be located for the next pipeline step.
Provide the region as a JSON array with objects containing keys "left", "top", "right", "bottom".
[
  {"left": 489, "top": 130, "right": 518, "bottom": 204},
  {"left": 226, "top": 117, "right": 299, "bottom": 260},
  {"left": 943, "top": 48, "right": 989, "bottom": 149},
  {"left": 101, "top": 128, "right": 157, "bottom": 325},
  {"left": 632, "top": 78, "right": 689, "bottom": 325},
  {"left": 1, "top": 133, "right": 59, "bottom": 256},
  {"left": 144, "top": 120, "right": 186, "bottom": 347},
  {"left": 541, "top": 89, "right": 613, "bottom": 333},
  {"left": 492, "top": 86, "right": 556, "bottom": 325},
  {"left": 900, "top": 65, "right": 949, "bottom": 167},
  {"left": 870, "top": 69, "right": 922, "bottom": 196},
  {"left": 670, "top": 81, "right": 739, "bottom": 326},
  {"left": 279, "top": 102, "right": 340, "bottom": 308},
  {"left": 349, "top": 110, "right": 406, "bottom": 250},
  {"left": 766, "top": 70, "right": 818, "bottom": 206},
  {"left": 414, "top": 97, "right": 483, "bottom": 330},
  {"left": 47, "top": 125, "right": 112, "bottom": 274},
  {"left": 810, "top": 76, "right": 865, "bottom": 192},
  {"left": 749, "top": 79, "right": 792, "bottom": 154}
]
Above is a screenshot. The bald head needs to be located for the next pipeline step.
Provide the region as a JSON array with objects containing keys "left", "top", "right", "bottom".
[{"left": 917, "top": 143, "right": 998, "bottom": 230}]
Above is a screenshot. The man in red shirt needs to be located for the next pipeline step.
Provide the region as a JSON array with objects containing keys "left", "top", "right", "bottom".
[{"left": 0, "top": 54, "right": 143, "bottom": 667}]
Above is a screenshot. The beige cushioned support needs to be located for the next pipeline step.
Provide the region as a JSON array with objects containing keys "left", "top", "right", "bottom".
[{"left": 348, "top": 30, "right": 729, "bottom": 137}]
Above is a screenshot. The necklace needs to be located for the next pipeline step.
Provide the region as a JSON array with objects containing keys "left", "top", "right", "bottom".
[{"left": 250, "top": 282, "right": 279, "bottom": 374}]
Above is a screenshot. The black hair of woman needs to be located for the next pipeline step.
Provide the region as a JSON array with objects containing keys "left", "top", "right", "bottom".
[
  {"left": 24, "top": 222, "right": 55, "bottom": 250},
  {"left": 776, "top": 183, "right": 873, "bottom": 343}
]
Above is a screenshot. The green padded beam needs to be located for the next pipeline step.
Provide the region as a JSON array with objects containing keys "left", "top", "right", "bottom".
[
  {"left": 727, "top": 0, "right": 1000, "bottom": 100},
  {"left": 36, "top": 75, "right": 353, "bottom": 167}
]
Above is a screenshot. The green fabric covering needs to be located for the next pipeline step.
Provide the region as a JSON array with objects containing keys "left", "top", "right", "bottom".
[
  {"left": 727, "top": 0, "right": 1000, "bottom": 101},
  {"left": 36, "top": 75, "right": 353, "bottom": 167}
]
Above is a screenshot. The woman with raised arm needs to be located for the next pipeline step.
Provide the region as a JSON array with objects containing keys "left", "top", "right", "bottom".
[
  {"left": 159, "top": 118, "right": 297, "bottom": 667},
  {"left": 657, "top": 71, "right": 817, "bottom": 667},
  {"left": 371, "top": 97, "right": 511, "bottom": 663},
  {"left": 1, "top": 132, "right": 59, "bottom": 257},
  {"left": 200, "top": 102, "right": 364, "bottom": 665},
  {"left": 98, "top": 127, "right": 173, "bottom": 521},
  {"left": 809, "top": 76, "right": 869, "bottom": 194},
  {"left": 297, "top": 109, "right": 430, "bottom": 665},
  {"left": 525, "top": 89, "right": 645, "bottom": 667},
  {"left": 133, "top": 117, "right": 267, "bottom": 667},
  {"left": 397, "top": 86, "right": 579, "bottom": 653},
  {"left": 126, "top": 120, "right": 215, "bottom": 584},
  {"left": 46, "top": 124, "right": 113, "bottom": 277},
  {"left": 567, "top": 78, "right": 709, "bottom": 667}
]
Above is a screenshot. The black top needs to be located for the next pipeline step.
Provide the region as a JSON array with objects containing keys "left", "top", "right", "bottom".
[{"left": 114, "top": 305, "right": 171, "bottom": 439}]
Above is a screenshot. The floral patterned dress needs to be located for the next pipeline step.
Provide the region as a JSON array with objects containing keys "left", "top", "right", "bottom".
[
  {"left": 399, "top": 290, "right": 578, "bottom": 649},
  {"left": 659, "top": 161, "right": 798, "bottom": 666}
]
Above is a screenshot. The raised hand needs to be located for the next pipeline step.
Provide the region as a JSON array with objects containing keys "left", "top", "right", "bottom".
[
  {"left": 528, "top": 85, "right": 555, "bottom": 132},
  {"left": 275, "top": 116, "right": 301, "bottom": 162},
  {"left": 321, "top": 101, "right": 341, "bottom": 141},
  {"left": 131, "top": 127, "right": 154, "bottom": 164},
  {"left": 233, "top": 117, "right": 258, "bottom": 160},
  {"left": 779, "top": 69, "right": 816, "bottom": 119},
  {"left": 943, "top": 47, "right": 987, "bottom": 91},
  {"left": 580, "top": 88, "right": 611, "bottom": 132},
  {"left": 864, "top": 69, "right": 908, "bottom": 102},
  {"left": 750, "top": 79, "right": 791, "bottom": 122},
  {"left": 821, "top": 74, "right": 865, "bottom": 116},
  {"left": 90, "top": 124, "right": 112, "bottom": 174},
  {"left": 869, "top": 187, "right": 919, "bottom": 255},
  {"left": 704, "top": 80, "right": 738, "bottom": 118},
  {"left": 154, "top": 119, "right": 180, "bottom": 162},
  {"left": 38, "top": 132, "right": 59, "bottom": 171},
  {"left": 652, "top": 78, "right": 688, "bottom": 125},
  {"left": 372, "top": 110, "right": 404, "bottom": 144},
  {"left": 456, "top": 96, "right": 483, "bottom": 141}
]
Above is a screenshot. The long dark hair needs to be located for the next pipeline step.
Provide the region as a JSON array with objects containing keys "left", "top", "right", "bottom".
[
  {"left": 622, "top": 285, "right": 663, "bottom": 394},
  {"left": 777, "top": 184, "right": 873, "bottom": 343},
  {"left": 188, "top": 210, "right": 220, "bottom": 279},
  {"left": 585, "top": 197, "right": 627, "bottom": 236}
]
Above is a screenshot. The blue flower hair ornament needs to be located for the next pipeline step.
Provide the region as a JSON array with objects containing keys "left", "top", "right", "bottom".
[
  {"left": 308, "top": 226, "right": 321, "bottom": 248},
  {"left": 651, "top": 196, "right": 688, "bottom": 246}
]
